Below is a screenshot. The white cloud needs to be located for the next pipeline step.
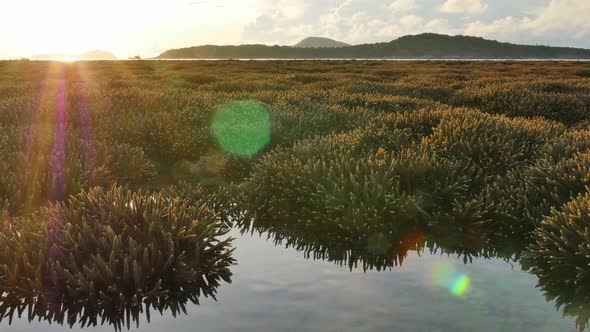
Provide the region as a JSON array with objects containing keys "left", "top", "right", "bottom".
[
  {"left": 242, "top": 0, "right": 590, "bottom": 49},
  {"left": 400, "top": 15, "right": 425, "bottom": 27},
  {"left": 523, "top": 0, "right": 590, "bottom": 38},
  {"left": 259, "top": 0, "right": 311, "bottom": 21},
  {"left": 440, "top": 0, "right": 488, "bottom": 15},
  {"left": 464, "top": 0, "right": 590, "bottom": 44},
  {"left": 465, "top": 17, "right": 523, "bottom": 40},
  {"left": 425, "top": 18, "right": 460, "bottom": 35},
  {"left": 353, "top": 14, "right": 426, "bottom": 40},
  {"left": 389, "top": 0, "right": 417, "bottom": 12}
]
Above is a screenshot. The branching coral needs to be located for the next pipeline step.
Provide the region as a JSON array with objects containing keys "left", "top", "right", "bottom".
[
  {"left": 0, "top": 186, "right": 235, "bottom": 330},
  {"left": 524, "top": 193, "right": 590, "bottom": 331}
]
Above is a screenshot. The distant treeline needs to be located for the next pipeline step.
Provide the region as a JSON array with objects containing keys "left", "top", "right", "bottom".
[{"left": 157, "top": 33, "right": 590, "bottom": 59}]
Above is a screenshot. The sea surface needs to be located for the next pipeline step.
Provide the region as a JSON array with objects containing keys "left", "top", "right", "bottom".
[
  {"left": 151, "top": 58, "right": 590, "bottom": 61},
  {"left": 21, "top": 58, "right": 590, "bottom": 62},
  {"left": 0, "top": 229, "right": 578, "bottom": 332}
]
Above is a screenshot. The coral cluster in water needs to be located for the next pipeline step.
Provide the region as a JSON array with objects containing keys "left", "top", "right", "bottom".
[
  {"left": 0, "top": 60, "right": 590, "bottom": 330},
  {"left": 0, "top": 186, "right": 234, "bottom": 330}
]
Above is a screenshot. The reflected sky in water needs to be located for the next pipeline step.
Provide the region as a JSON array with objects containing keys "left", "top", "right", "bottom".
[{"left": 0, "top": 230, "right": 577, "bottom": 332}]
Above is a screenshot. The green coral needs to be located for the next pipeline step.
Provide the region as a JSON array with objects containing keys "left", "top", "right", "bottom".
[
  {"left": 524, "top": 192, "right": 590, "bottom": 331},
  {"left": 0, "top": 186, "right": 234, "bottom": 330}
]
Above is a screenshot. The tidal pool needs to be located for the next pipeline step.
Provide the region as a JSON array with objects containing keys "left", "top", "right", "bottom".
[{"left": 0, "top": 229, "right": 578, "bottom": 332}]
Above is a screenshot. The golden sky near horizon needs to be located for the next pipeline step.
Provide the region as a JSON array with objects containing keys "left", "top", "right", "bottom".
[
  {"left": 0, "top": 0, "right": 258, "bottom": 58},
  {"left": 1, "top": 0, "right": 589, "bottom": 59}
]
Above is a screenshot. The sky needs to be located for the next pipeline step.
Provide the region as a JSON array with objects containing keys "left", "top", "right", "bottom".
[{"left": 0, "top": 0, "right": 589, "bottom": 59}]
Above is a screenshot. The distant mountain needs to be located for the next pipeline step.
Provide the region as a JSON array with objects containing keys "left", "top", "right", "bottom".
[
  {"left": 77, "top": 50, "right": 117, "bottom": 60},
  {"left": 31, "top": 50, "right": 117, "bottom": 60},
  {"left": 294, "top": 37, "right": 350, "bottom": 48},
  {"left": 157, "top": 33, "right": 590, "bottom": 59}
]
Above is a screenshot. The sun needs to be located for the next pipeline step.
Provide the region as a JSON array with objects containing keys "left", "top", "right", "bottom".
[{"left": 10, "top": 0, "right": 126, "bottom": 58}]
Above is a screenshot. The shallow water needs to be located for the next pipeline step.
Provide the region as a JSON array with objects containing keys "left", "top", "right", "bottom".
[{"left": 0, "top": 229, "right": 578, "bottom": 332}]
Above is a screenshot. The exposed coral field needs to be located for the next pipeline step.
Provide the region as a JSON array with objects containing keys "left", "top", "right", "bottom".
[{"left": 1, "top": 60, "right": 590, "bottom": 331}]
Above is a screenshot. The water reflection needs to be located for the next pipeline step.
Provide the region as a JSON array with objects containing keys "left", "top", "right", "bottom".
[
  {"left": 0, "top": 287, "right": 215, "bottom": 331},
  {"left": 523, "top": 257, "right": 590, "bottom": 332},
  {"left": 0, "top": 225, "right": 581, "bottom": 332},
  {"left": 0, "top": 209, "right": 585, "bottom": 331},
  {"left": 239, "top": 215, "right": 589, "bottom": 331},
  {"left": 239, "top": 218, "right": 525, "bottom": 272}
]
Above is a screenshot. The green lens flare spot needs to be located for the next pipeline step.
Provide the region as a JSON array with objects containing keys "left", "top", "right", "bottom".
[
  {"left": 450, "top": 274, "right": 471, "bottom": 296},
  {"left": 430, "top": 261, "right": 471, "bottom": 297},
  {"left": 212, "top": 100, "right": 271, "bottom": 157}
]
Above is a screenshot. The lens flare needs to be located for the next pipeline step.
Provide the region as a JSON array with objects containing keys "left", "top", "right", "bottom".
[
  {"left": 50, "top": 64, "right": 68, "bottom": 202},
  {"left": 430, "top": 260, "right": 471, "bottom": 297},
  {"left": 212, "top": 100, "right": 271, "bottom": 157},
  {"left": 451, "top": 274, "right": 471, "bottom": 296},
  {"left": 432, "top": 261, "right": 455, "bottom": 287}
]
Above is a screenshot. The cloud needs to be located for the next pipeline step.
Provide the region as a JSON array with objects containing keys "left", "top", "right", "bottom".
[
  {"left": 244, "top": 0, "right": 442, "bottom": 44},
  {"left": 241, "top": 0, "right": 590, "bottom": 49},
  {"left": 464, "top": 0, "right": 590, "bottom": 45},
  {"left": 440, "top": 0, "right": 488, "bottom": 15},
  {"left": 389, "top": 0, "right": 417, "bottom": 12},
  {"left": 524, "top": 0, "right": 590, "bottom": 38},
  {"left": 368, "top": 15, "right": 426, "bottom": 38},
  {"left": 425, "top": 18, "right": 459, "bottom": 35},
  {"left": 465, "top": 17, "right": 523, "bottom": 40},
  {"left": 259, "top": 0, "right": 311, "bottom": 21}
]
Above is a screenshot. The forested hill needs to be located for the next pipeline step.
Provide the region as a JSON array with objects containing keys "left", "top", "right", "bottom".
[
  {"left": 157, "top": 33, "right": 590, "bottom": 59},
  {"left": 294, "top": 37, "right": 350, "bottom": 48}
]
